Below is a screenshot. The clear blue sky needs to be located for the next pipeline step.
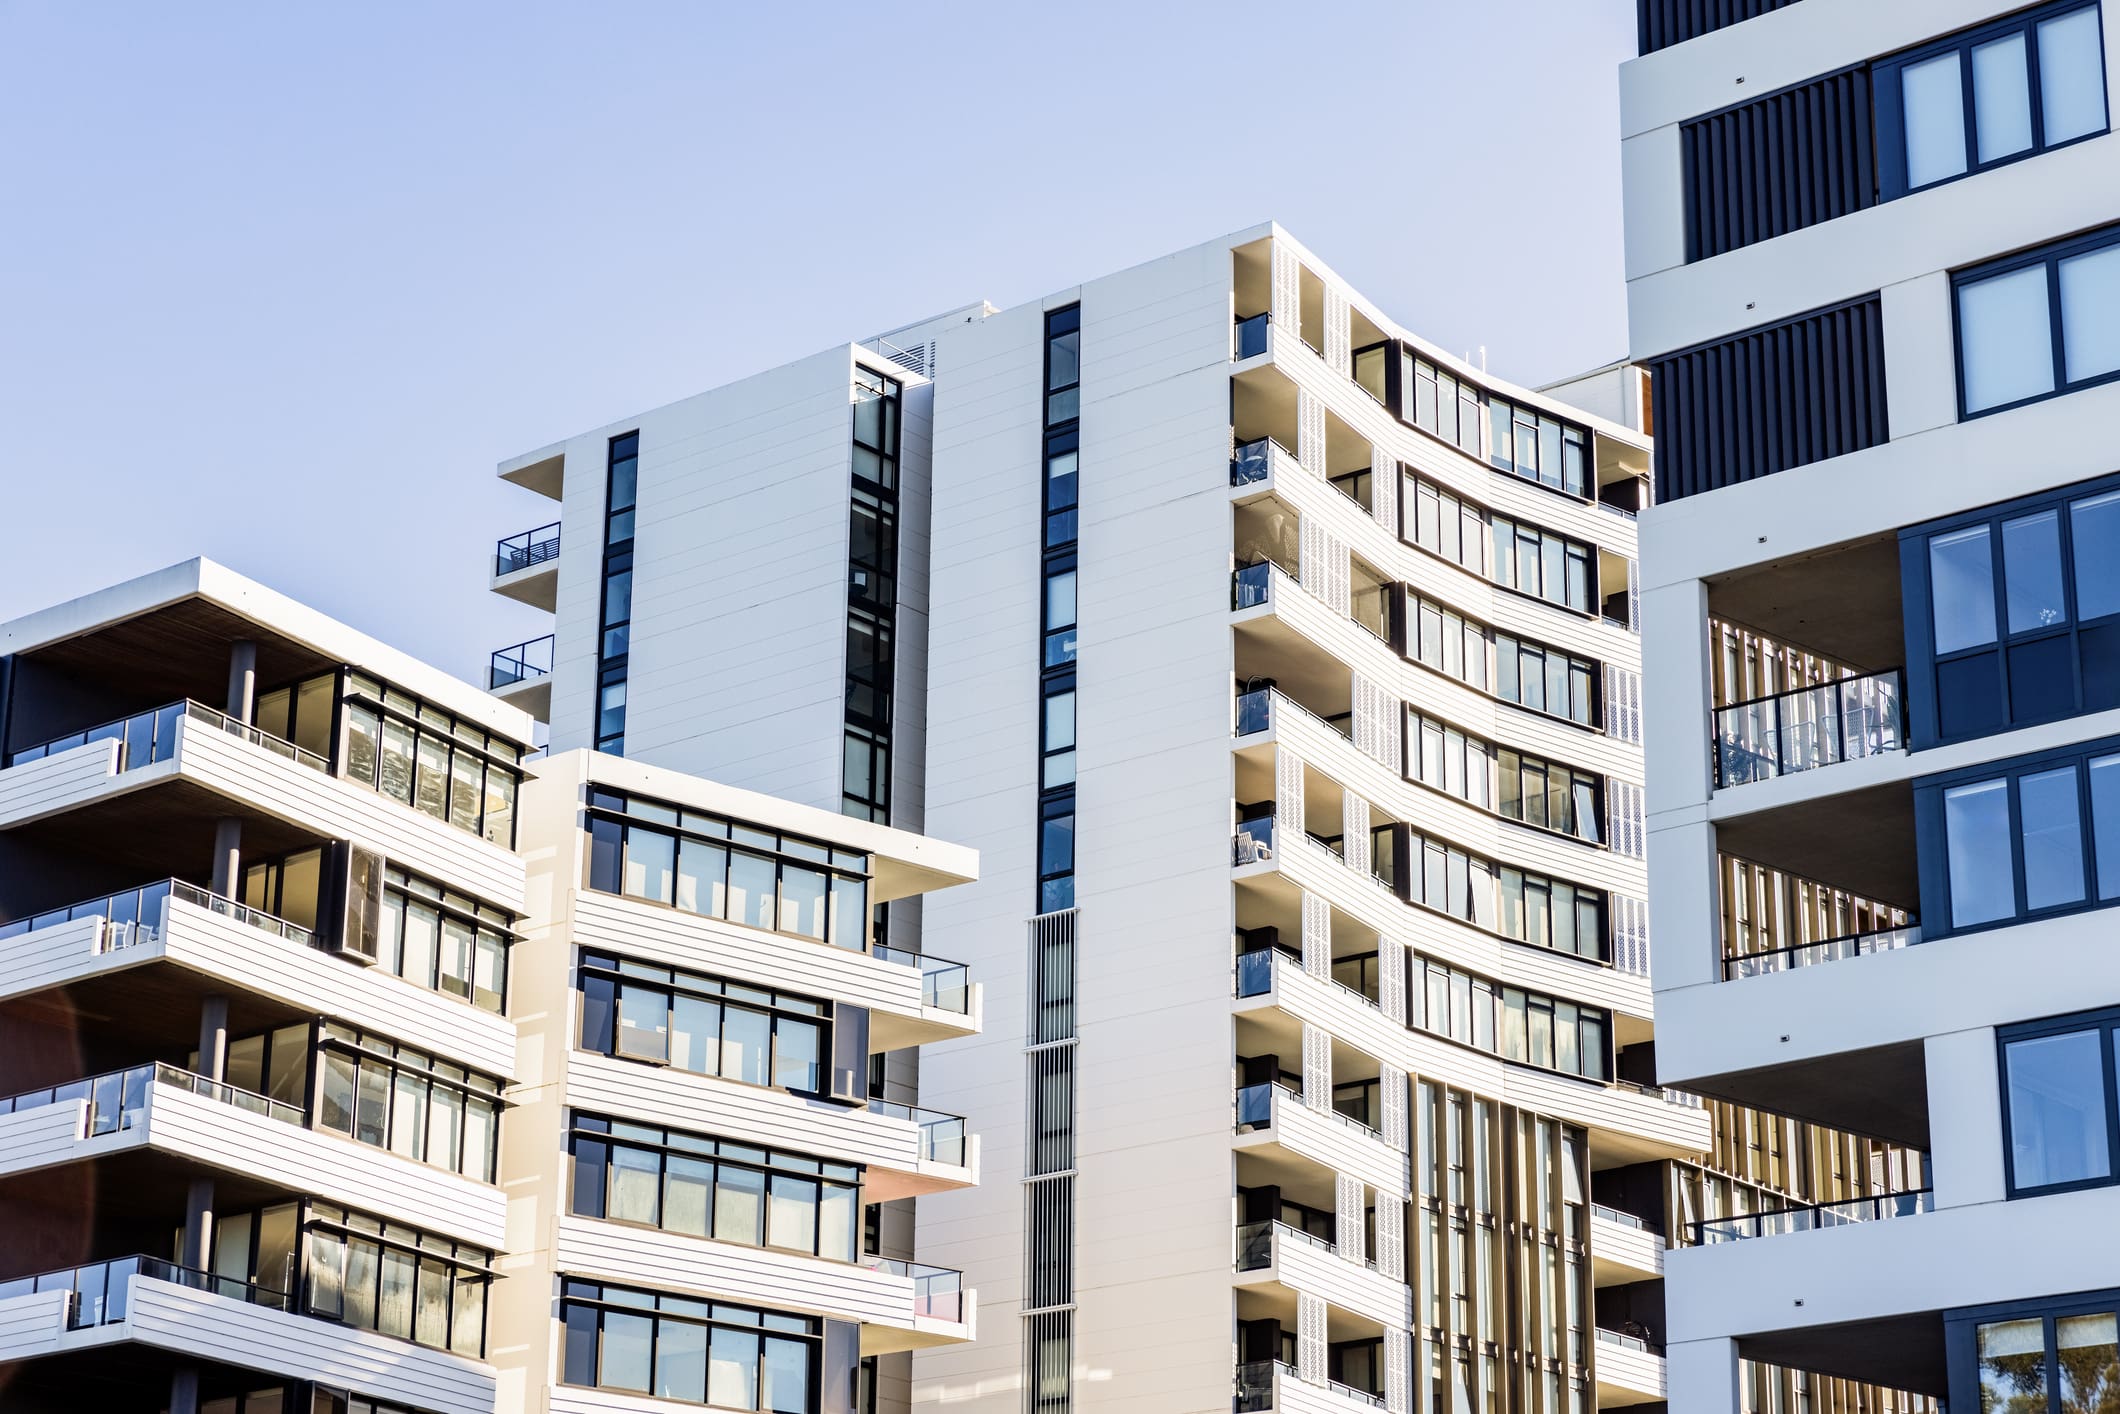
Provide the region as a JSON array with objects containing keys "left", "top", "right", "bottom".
[{"left": 0, "top": 1, "right": 1635, "bottom": 680}]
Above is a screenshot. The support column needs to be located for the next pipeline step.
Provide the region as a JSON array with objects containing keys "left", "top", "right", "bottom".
[
  {"left": 179, "top": 1176, "right": 214, "bottom": 1270},
  {"left": 1667, "top": 1337, "right": 1743, "bottom": 1414},
  {"left": 197, "top": 994, "right": 229, "bottom": 1083},
  {"left": 209, "top": 817, "right": 242, "bottom": 897},
  {"left": 224, "top": 639, "right": 257, "bottom": 724},
  {"left": 169, "top": 1368, "right": 200, "bottom": 1414}
]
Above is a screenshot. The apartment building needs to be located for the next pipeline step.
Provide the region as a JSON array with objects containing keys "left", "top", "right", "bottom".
[
  {"left": 1623, "top": 0, "right": 2120, "bottom": 1409},
  {"left": 481, "top": 221, "right": 1943, "bottom": 1414},
  {"left": 0, "top": 558, "right": 984, "bottom": 1413}
]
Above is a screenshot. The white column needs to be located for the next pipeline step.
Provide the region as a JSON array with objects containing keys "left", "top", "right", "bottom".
[
  {"left": 1381, "top": 1069, "right": 1408, "bottom": 1153},
  {"left": 1277, "top": 746, "right": 1305, "bottom": 854},
  {"left": 1301, "top": 889, "right": 1331, "bottom": 980},
  {"left": 1370, "top": 443, "right": 1397, "bottom": 533},
  {"left": 1297, "top": 387, "right": 1327, "bottom": 477},
  {"left": 1928, "top": 1028, "right": 2006, "bottom": 1208},
  {"left": 1343, "top": 792, "right": 1371, "bottom": 879},
  {"left": 1383, "top": 1327, "right": 1412, "bottom": 1414},
  {"left": 1646, "top": 815, "right": 1721, "bottom": 992},
  {"left": 1324, "top": 286, "right": 1351, "bottom": 375},
  {"left": 1640, "top": 578, "right": 1714, "bottom": 815},
  {"left": 1378, "top": 942, "right": 1406, "bottom": 1024},
  {"left": 1667, "top": 1337, "right": 1742, "bottom": 1414},
  {"left": 1373, "top": 1193, "right": 1405, "bottom": 1281},
  {"left": 1272, "top": 243, "right": 1302, "bottom": 343}
]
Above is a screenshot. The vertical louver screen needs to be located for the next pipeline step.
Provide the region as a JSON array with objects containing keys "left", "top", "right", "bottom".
[
  {"left": 1683, "top": 67, "right": 1876, "bottom": 260},
  {"left": 1647, "top": 296, "right": 1889, "bottom": 503},
  {"left": 1639, "top": 0, "right": 1802, "bottom": 54}
]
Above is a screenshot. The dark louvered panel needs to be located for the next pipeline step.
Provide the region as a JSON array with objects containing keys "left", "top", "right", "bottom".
[
  {"left": 1682, "top": 67, "right": 1876, "bottom": 261},
  {"left": 1647, "top": 296, "right": 1889, "bottom": 504},
  {"left": 1639, "top": 0, "right": 1803, "bottom": 54}
]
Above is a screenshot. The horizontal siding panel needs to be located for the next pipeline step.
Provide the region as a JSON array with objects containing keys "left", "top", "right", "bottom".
[
  {"left": 0, "top": 739, "right": 128, "bottom": 827},
  {"left": 1684, "top": 67, "right": 1875, "bottom": 260},
  {"left": 1638, "top": 0, "right": 1801, "bottom": 53},
  {"left": 1588, "top": 1212, "right": 1665, "bottom": 1277},
  {"left": 1269, "top": 1232, "right": 1412, "bottom": 1327},
  {"left": 1508, "top": 1067, "right": 1712, "bottom": 1157},
  {"left": 1595, "top": 1339, "right": 1668, "bottom": 1398},
  {"left": 0, "top": 1289, "right": 73, "bottom": 1361},
  {"left": 1254, "top": 1086, "right": 1408, "bottom": 1199},
  {"left": 1277, "top": 1368, "right": 1394, "bottom": 1414},
  {"left": 565, "top": 1052, "right": 924, "bottom": 1175},
  {"left": 127, "top": 1275, "right": 496, "bottom": 1414},
  {"left": 144, "top": 1085, "right": 506, "bottom": 1248},
  {"left": 555, "top": 1216, "right": 915, "bottom": 1329},
  {"left": 0, "top": 916, "right": 109, "bottom": 1001},
  {"left": 1647, "top": 296, "right": 1888, "bottom": 504},
  {"left": 176, "top": 720, "right": 526, "bottom": 911},
  {"left": 0, "top": 1099, "right": 101, "bottom": 1171}
]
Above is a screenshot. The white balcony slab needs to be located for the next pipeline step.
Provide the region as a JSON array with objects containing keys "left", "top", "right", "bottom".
[
  {"left": 1234, "top": 1083, "right": 1408, "bottom": 1200},
  {"left": 1234, "top": 1225, "right": 1411, "bottom": 1330},
  {"left": 1593, "top": 1335, "right": 1667, "bottom": 1406},
  {"left": 556, "top": 1215, "right": 974, "bottom": 1353},
  {"left": 1589, "top": 1210, "right": 1665, "bottom": 1284}
]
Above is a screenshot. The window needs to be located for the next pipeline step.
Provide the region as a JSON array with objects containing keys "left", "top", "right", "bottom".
[
  {"left": 1045, "top": 306, "right": 1081, "bottom": 427},
  {"left": 326, "top": 672, "right": 524, "bottom": 846},
  {"left": 1404, "top": 355, "right": 1486, "bottom": 460},
  {"left": 1489, "top": 515, "right": 1595, "bottom": 613},
  {"left": 587, "top": 789, "right": 871, "bottom": 952},
  {"left": 1043, "top": 557, "right": 1078, "bottom": 668},
  {"left": 1406, "top": 955, "right": 1610, "bottom": 1081},
  {"left": 1040, "top": 686, "right": 1076, "bottom": 790},
  {"left": 1488, "top": 396, "right": 1590, "bottom": 499},
  {"left": 1038, "top": 797, "right": 1075, "bottom": 913},
  {"left": 1493, "top": 633, "right": 1599, "bottom": 727},
  {"left": 375, "top": 868, "right": 511, "bottom": 1013},
  {"left": 1404, "top": 828, "right": 1606, "bottom": 961},
  {"left": 570, "top": 1114, "right": 861, "bottom": 1262},
  {"left": 1922, "top": 735, "right": 2120, "bottom": 937},
  {"left": 1038, "top": 308, "right": 1082, "bottom": 915},
  {"left": 1948, "top": 1293, "right": 2120, "bottom": 1414},
  {"left": 577, "top": 951, "right": 837, "bottom": 1097},
  {"left": 1909, "top": 477, "right": 2120, "bottom": 745},
  {"left": 1955, "top": 218, "right": 2120, "bottom": 417},
  {"left": 314, "top": 1024, "right": 502, "bottom": 1182},
  {"left": 561, "top": 1280, "right": 821, "bottom": 1412},
  {"left": 297, "top": 1202, "right": 490, "bottom": 1357},
  {"left": 1401, "top": 471, "right": 1490, "bottom": 577},
  {"left": 595, "top": 431, "right": 640, "bottom": 754},
  {"left": 1878, "top": 3, "right": 2107, "bottom": 200},
  {"left": 1044, "top": 430, "right": 1079, "bottom": 551},
  {"left": 843, "top": 368, "right": 902, "bottom": 822},
  {"left": 2002, "top": 1023, "right": 2111, "bottom": 1194}
]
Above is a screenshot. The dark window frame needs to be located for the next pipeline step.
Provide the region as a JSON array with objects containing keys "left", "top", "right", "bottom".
[
  {"left": 595, "top": 431, "right": 641, "bottom": 755},
  {"left": 559, "top": 1277, "right": 823, "bottom": 1411},
  {"left": 1944, "top": 1282, "right": 2120, "bottom": 1413},
  {"left": 1953, "top": 220, "right": 2120, "bottom": 422},
  {"left": 1996, "top": 1007, "right": 2120, "bottom": 1200},
  {"left": 575, "top": 950, "right": 839, "bottom": 1099},
  {"left": 1876, "top": 0, "right": 2109, "bottom": 203}
]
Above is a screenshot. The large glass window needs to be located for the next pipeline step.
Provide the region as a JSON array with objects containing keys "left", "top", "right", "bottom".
[
  {"left": 595, "top": 431, "right": 640, "bottom": 754},
  {"left": 570, "top": 1114, "right": 861, "bottom": 1262},
  {"left": 375, "top": 868, "right": 511, "bottom": 1013},
  {"left": 314, "top": 1023, "right": 502, "bottom": 1182},
  {"left": 1488, "top": 394, "right": 1590, "bottom": 498},
  {"left": 560, "top": 1280, "right": 820, "bottom": 1412},
  {"left": 843, "top": 368, "right": 901, "bottom": 823},
  {"left": 1882, "top": 3, "right": 2107, "bottom": 199},
  {"left": 1914, "top": 477, "right": 2120, "bottom": 744},
  {"left": 337, "top": 673, "right": 524, "bottom": 847},
  {"left": 292, "top": 1201, "right": 490, "bottom": 1357},
  {"left": 1957, "top": 220, "right": 2120, "bottom": 418},
  {"left": 1403, "top": 828, "right": 1605, "bottom": 962},
  {"left": 1952, "top": 1298, "right": 2120, "bottom": 1413},
  {"left": 577, "top": 952, "right": 835, "bottom": 1097},
  {"left": 2004, "top": 1025, "right": 2111, "bottom": 1192},
  {"left": 588, "top": 790, "right": 871, "bottom": 953}
]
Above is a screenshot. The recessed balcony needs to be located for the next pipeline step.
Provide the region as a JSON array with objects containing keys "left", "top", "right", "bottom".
[
  {"left": 492, "top": 521, "right": 561, "bottom": 611},
  {"left": 1592, "top": 1326, "right": 1666, "bottom": 1407}
]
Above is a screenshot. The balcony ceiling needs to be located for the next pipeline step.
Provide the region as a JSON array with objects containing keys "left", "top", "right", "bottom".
[
  {"left": 18, "top": 597, "right": 340, "bottom": 723},
  {"left": 1689, "top": 1038, "right": 1929, "bottom": 1151},
  {"left": 1715, "top": 780, "right": 1917, "bottom": 910},
  {"left": 1742, "top": 1309, "right": 1947, "bottom": 1398},
  {"left": 1708, "top": 534, "right": 1904, "bottom": 672}
]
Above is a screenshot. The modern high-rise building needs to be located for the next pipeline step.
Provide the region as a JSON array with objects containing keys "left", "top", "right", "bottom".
[
  {"left": 484, "top": 222, "right": 1935, "bottom": 1414},
  {"left": 1624, "top": 1, "right": 2120, "bottom": 1410},
  {"left": 0, "top": 558, "right": 984, "bottom": 1413}
]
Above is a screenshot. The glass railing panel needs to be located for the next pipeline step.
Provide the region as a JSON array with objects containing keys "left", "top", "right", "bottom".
[
  {"left": 1233, "top": 816, "right": 1275, "bottom": 865},
  {"left": 1234, "top": 950, "right": 1274, "bottom": 998},
  {"left": 1233, "top": 1359, "right": 1278, "bottom": 1413},
  {"left": 1230, "top": 437, "right": 1279, "bottom": 487},
  {"left": 1232, "top": 561, "right": 1273, "bottom": 611},
  {"left": 489, "top": 635, "right": 556, "bottom": 690},
  {"left": 1712, "top": 669, "right": 1905, "bottom": 788},
  {"left": 1234, "top": 688, "right": 1272, "bottom": 736},
  {"left": 1234, "top": 1082, "right": 1274, "bottom": 1130},
  {"left": 1687, "top": 1189, "right": 1933, "bottom": 1245},
  {"left": 1235, "top": 313, "right": 1271, "bottom": 360},
  {"left": 1232, "top": 1220, "right": 1274, "bottom": 1271}
]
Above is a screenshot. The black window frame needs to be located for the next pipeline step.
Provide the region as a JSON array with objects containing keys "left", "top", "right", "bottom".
[
  {"left": 575, "top": 950, "right": 842, "bottom": 1100},
  {"left": 1996, "top": 1007, "right": 2120, "bottom": 1200},
  {"left": 376, "top": 865, "right": 514, "bottom": 1014},
  {"left": 1953, "top": 220, "right": 2120, "bottom": 422},
  {"left": 1914, "top": 731, "right": 2120, "bottom": 939},
  {"left": 313, "top": 1020, "right": 505, "bottom": 1183},
  {"left": 1902, "top": 470, "right": 2120, "bottom": 747},
  {"left": 559, "top": 1278, "right": 825, "bottom": 1411},
  {"left": 1945, "top": 1283, "right": 2120, "bottom": 1413},
  {"left": 843, "top": 367, "right": 902, "bottom": 823},
  {"left": 1038, "top": 306, "right": 1082, "bottom": 917},
  {"left": 1876, "top": 0, "right": 2110, "bottom": 203},
  {"left": 595, "top": 431, "right": 640, "bottom": 755}
]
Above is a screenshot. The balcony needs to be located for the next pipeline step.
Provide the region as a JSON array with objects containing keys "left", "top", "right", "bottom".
[
  {"left": 1593, "top": 1326, "right": 1667, "bottom": 1406},
  {"left": 1235, "top": 1359, "right": 1386, "bottom": 1413},
  {"left": 0, "top": 1059, "right": 508, "bottom": 1248},
  {"left": 493, "top": 521, "right": 561, "bottom": 609},
  {"left": 1233, "top": 1081, "right": 1407, "bottom": 1199},
  {"left": 487, "top": 633, "right": 554, "bottom": 718},
  {"left": 1589, "top": 1204, "right": 1664, "bottom": 1284},
  {"left": 4, "top": 697, "right": 327, "bottom": 774},
  {"left": 0, "top": 882, "right": 517, "bottom": 1077},
  {"left": 1686, "top": 1190, "right": 1934, "bottom": 1246},
  {"left": 1713, "top": 668, "right": 1905, "bottom": 790},
  {"left": 1236, "top": 312, "right": 1273, "bottom": 362},
  {"left": 0, "top": 1255, "right": 494, "bottom": 1413},
  {"left": 1232, "top": 1218, "right": 1410, "bottom": 1329}
]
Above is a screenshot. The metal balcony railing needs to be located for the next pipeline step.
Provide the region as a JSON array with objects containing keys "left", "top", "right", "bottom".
[
  {"left": 1723, "top": 922, "right": 1920, "bottom": 980},
  {"left": 6, "top": 699, "right": 327, "bottom": 774},
  {"left": 1712, "top": 668, "right": 1905, "bottom": 788},
  {"left": 0, "top": 1060, "right": 303, "bottom": 1136},
  {"left": 1232, "top": 560, "right": 1275, "bottom": 612},
  {"left": 0, "top": 878, "right": 312, "bottom": 951},
  {"left": 1686, "top": 1189, "right": 1934, "bottom": 1245},
  {"left": 860, "top": 1257, "right": 964, "bottom": 1321},
  {"left": 489, "top": 635, "right": 555, "bottom": 690},
  {"left": 1590, "top": 1202, "right": 1660, "bottom": 1235},
  {"left": 866, "top": 1101, "right": 970, "bottom": 1168},
  {"left": 0, "top": 1254, "right": 291, "bottom": 1330},
  {"left": 495, "top": 522, "right": 561, "bottom": 577}
]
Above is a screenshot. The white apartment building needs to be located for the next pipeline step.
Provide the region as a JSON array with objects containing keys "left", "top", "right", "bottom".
[
  {"left": 0, "top": 559, "right": 984, "bottom": 1414},
  {"left": 1625, "top": 0, "right": 2120, "bottom": 1409},
  {"left": 487, "top": 222, "right": 1945, "bottom": 1414}
]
